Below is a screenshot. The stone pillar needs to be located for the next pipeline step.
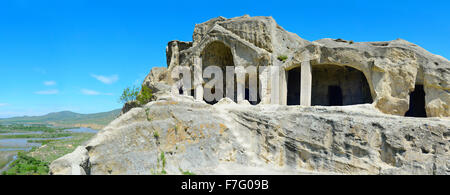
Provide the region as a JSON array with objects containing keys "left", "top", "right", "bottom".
[
  {"left": 195, "top": 85, "right": 203, "bottom": 101},
  {"left": 236, "top": 66, "right": 245, "bottom": 103},
  {"left": 280, "top": 69, "right": 287, "bottom": 105},
  {"left": 193, "top": 57, "right": 203, "bottom": 101},
  {"left": 270, "top": 66, "right": 280, "bottom": 104},
  {"left": 181, "top": 66, "right": 191, "bottom": 96},
  {"left": 237, "top": 83, "right": 244, "bottom": 102},
  {"left": 300, "top": 61, "right": 312, "bottom": 106},
  {"left": 258, "top": 66, "right": 270, "bottom": 104}
]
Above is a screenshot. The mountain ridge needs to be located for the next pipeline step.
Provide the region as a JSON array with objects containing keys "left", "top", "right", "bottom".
[{"left": 0, "top": 109, "right": 121, "bottom": 129}]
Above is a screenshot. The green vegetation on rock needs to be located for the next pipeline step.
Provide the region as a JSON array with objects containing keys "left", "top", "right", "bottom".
[
  {"left": 120, "top": 85, "right": 154, "bottom": 105},
  {"left": 151, "top": 151, "right": 167, "bottom": 175},
  {"left": 137, "top": 85, "right": 153, "bottom": 105},
  {"left": 119, "top": 85, "right": 140, "bottom": 104},
  {"left": 277, "top": 55, "right": 288, "bottom": 62},
  {"left": 179, "top": 168, "right": 195, "bottom": 175}
]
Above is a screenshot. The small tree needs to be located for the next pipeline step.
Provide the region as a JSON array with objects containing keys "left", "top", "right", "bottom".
[
  {"left": 119, "top": 85, "right": 140, "bottom": 104},
  {"left": 119, "top": 85, "right": 153, "bottom": 105},
  {"left": 137, "top": 85, "right": 153, "bottom": 105}
]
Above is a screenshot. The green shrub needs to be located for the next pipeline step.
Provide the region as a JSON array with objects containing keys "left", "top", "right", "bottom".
[
  {"left": 137, "top": 85, "right": 153, "bottom": 105},
  {"left": 151, "top": 151, "right": 167, "bottom": 175},
  {"left": 119, "top": 85, "right": 153, "bottom": 105},
  {"left": 119, "top": 85, "right": 140, "bottom": 104},
  {"left": 277, "top": 55, "right": 288, "bottom": 62},
  {"left": 182, "top": 171, "right": 195, "bottom": 175},
  {"left": 179, "top": 168, "right": 195, "bottom": 175},
  {"left": 3, "top": 152, "right": 49, "bottom": 175},
  {"left": 160, "top": 152, "right": 166, "bottom": 168},
  {"left": 145, "top": 108, "right": 152, "bottom": 121}
]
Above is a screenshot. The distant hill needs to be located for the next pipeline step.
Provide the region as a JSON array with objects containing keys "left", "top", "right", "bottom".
[{"left": 0, "top": 109, "right": 121, "bottom": 129}]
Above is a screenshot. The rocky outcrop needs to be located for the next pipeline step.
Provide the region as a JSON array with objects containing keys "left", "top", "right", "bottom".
[
  {"left": 50, "top": 96, "right": 450, "bottom": 175},
  {"left": 50, "top": 15, "right": 450, "bottom": 175},
  {"left": 159, "top": 15, "right": 450, "bottom": 117},
  {"left": 288, "top": 38, "right": 449, "bottom": 117},
  {"left": 49, "top": 146, "right": 90, "bottom": 175}
]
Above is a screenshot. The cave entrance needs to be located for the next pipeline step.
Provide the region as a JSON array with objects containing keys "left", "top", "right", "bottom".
[
  {"left": 201, "top": 41, "right": 234, "bottom": 105},
  {"left": 328, "top": 86, "right": 343, "bottom": 106},
  {"left": 190, "top": 89, "right": 195, "bottom": 99},
  {"left": 405, "top": 85, "right": 427, "bottom": 117},
  {"left": 311, "top": 65, "right": 372, "bottom": 106},
  {"left": 287, "top": 67, "right": 301, "bottom": 105}
]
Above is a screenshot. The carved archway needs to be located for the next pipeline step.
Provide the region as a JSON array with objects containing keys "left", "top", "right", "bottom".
[{"left": 311, "top": 65, "right": 373, "bottom": 106}]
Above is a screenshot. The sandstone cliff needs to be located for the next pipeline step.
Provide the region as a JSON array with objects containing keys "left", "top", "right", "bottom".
[
  {"left": 50, "top": 15, "right": 450, "bottom": 175},
  {"left": 162, "top": 15, "right": 449, "bottom": 117},
  {"left": 50, "top": 95, "right": 449, "bottom": 175}
]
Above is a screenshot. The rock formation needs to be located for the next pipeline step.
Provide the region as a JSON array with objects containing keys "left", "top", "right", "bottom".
[
  {"left": 50, "top": 15, "right": 450, "bottom": 175},
  {"left": 160, "top": 15, "right": 450, "bottom": 118}
]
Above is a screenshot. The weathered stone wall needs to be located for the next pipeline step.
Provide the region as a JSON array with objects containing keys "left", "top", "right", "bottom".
[
  {"left": 159, "top": 16, "right": 449, "bottom": 117},
  {"left": 166, "top": 40, "right": 192, "bottom": 69},
  {"left": 311, "top": 65, "right": 372, "bottom": 106},
  {"left": 50, "top": 96, "right": 450, "bottom": 175},
  {"left": 286, "top": 38, "right": 449, "bottom": 117},
  {"left": 49, "top": 16, "right": 450, "bottom": 175},
  {"left": 201, "top": 41, "right": 235, "bottom": 68}
]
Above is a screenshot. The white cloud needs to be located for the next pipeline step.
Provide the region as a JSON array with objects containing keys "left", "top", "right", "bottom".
[
  {"left": 81, "top": 89, "right": 113, "bottom": 96},
  {"left": 43, "top": 81, "right": 56, "bottom": 86},
  {"left": 91, "top": 74, "right": 119, "bottom": 84},
  {"left": 81, "top": 89, "right": 100, "bottom": 95},
  {"left": 0, "top": 103, "right": 8, "bottom": 107},
  {"left": 35, "top": 89, "right": 59, "bottom": 95}
]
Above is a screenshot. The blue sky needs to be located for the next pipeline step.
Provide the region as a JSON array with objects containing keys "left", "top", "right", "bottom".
[{"left": 0, "top": 0, "right": 449, "bottom": 117}]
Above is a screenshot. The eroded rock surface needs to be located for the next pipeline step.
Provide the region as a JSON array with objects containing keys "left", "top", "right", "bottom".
[
  {"left": 161, "top": 15, "right": 450, "bottom": 117},
  {"left": 50, "top": 96, "right": 450, "bottom": 175},
  {"left": 50, "top": 15, "right": 450, "bottom": 175}
]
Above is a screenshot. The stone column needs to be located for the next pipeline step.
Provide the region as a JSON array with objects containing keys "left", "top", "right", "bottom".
[
  {"left": 300, "top": 61, "right": 312, "bottom": 106},
  {"left": 195, "top": 84, "right": 203, "bottom": 101},
  {"left": 235, "top": 66, "right": 246, "bottom": 103},
  {"left": 270, "top": 66, "right": 280, "bottom": 104},
  {"left": 280, "top": 69, "right": 287, "bottom": 105},
  {"left": 258, "top": 66, "right": 270, "bottom": 104},
  {"left": 193, "top": 57, "right": 203, "bottom": 101}
]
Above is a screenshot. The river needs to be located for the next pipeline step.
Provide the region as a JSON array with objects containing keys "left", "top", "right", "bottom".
[{"left": 0, "top": 127, "right": 98, "bottom": 173}]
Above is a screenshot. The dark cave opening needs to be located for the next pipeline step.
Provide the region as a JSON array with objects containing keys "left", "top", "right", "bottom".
[
  {"left": 311, "top": 65, "right": 372, "bottom": 106},
  {"left": 201, "top": 41, "right": 234, "bottom": 104},
  {"left": 287, "top": 68, "right": 301, "bottom": 105},
  {"left": 405, "top": 85, "right": 427, "bottom": 117},
  {"left": 328, "top": 86, "right": 343, "bottom": 106}
]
